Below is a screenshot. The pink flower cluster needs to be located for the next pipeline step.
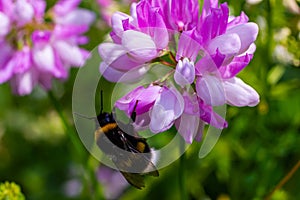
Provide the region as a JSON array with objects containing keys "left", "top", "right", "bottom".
[
  {"left": 0, "top": 0, "right": 95, "bottom": 95},
  {"left": 98, "top": 0, "right": 260, "bottom": 143}
]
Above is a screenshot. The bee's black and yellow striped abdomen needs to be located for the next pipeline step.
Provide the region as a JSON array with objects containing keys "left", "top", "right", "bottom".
[
  {"left": 95, "top": 123, "right": 118, "bottom": 142},
  {"left": 95, "top": 111, "right": 159, "bottom": 189}
]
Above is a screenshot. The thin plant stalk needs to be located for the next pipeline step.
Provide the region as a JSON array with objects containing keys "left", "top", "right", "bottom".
[
  {"left": 179, "top": 139, "right": 188, "bottom": 200},
  {"left": 48, "top": 91, "right": 104, "bottom": 199},
  {"left": 265, "top": 160, "right": 300, "bottom": 200}
]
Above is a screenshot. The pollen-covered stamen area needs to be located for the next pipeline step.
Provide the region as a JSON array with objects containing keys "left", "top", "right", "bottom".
[
  {"left": 5, "top": 20, "right": 54, "bottom": 50},
  {"left": 177, "top": 21, "right": 185, "bottom": 32}
]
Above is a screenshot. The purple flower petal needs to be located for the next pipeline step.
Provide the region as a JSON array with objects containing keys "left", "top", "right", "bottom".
[
  {"left": 150, "top": 0, "right": 199, "bottom": 31},
  {"left": 150, "top": 104, "right": 175, "bottom": 133},
  {"left": 182, "top": 92, "right": 199, "bottom": 115},
  {"left": 53, "top": 41, "right": 85, "bottom": 67},
  {"left": 226, "top": 22, "right": 259, "bottom": 54},
  {"left": 199, "top": 2, "right": 229, "bottom": 43},
  {"left": 12, "top": 70, "right": 36, "bottom": 96},
  {"left": 0, "top": 0, "right": 14, "bottom": 14},
  {"left": 169, "top": 0, "right": 199, "bottom": 31},
  {"left": 175, "top": 113, "right": 200, "bottom": 143},
  {"left": 13, "top": 46, "right": 31, "bottom": 73},
  {"left": 115, "top": 85, "right": 161, "bottom": 115},
  {"left": 0, "top": 59, "right": 15, "bottom": 84},
  {"left": 97, "top": 166, "right": 128, "bottom": 200},
  {"left": 198, "top": 99, "right": 228, "bottom": 129},
  {"left": 174, "top": 57, "right": 195, "bottom": 87},
  {"left": 150, "top": 87, "right": 184, "bottom": 133},
  {"left": 195, "top": 54, "right": 219, "bottom": 75},
  {"left": 99, "top": 42, "right": 147, "bottom": 72},
  {"left": 210, "top": 48, "right": 226, "bottom": 68},
  {"left": 13, "top": 0, "right": 34, "bottom": 26},
  {"left": 99, "top": 62, "right": 149, "bottom": 83},
  {"left": 53, "top": 50, "right": 68, "bottom": 79},
  {"left": 122, "top": 30, "right": 157, "bottom": 62},
  {"left": 201, "top": 0, "right": 219, "bottom": 20},
  {"left": 99, "top": 43, "right": 136, "bottom": 69},
  {"left": 134, "top": 111, "right": 152, "bottom": 130},
  {"left": 133, "top": 85, "right": 161, "bottom": 114},
  {"left": 176, "top": 29, "right": 201, "bottom": 61},
  {"left": 224, "top": 77, "right": 260, "bottom": 107},
  {"left": 227, "top": 11, "right": 249, "bottom": 28},
  {"left": 53, "top": 0, "right": 81, "bottom": 16},
  {"left": 32, "top": 44, "right": 55, "bottom": 73},
  {"left": 136, "top": 1, "right": 168, "bottom": 49},
  {"left": 207, "top": 33, "right": 241, "bottom": 60},
  {"left": 55, "top": 9, "right": 95, "bottom": 26},
  {"left": 98, "top": 43, "right": 126, "bottom": 65},
  {"left": 241, "top": 43, "right": 256, "bottom": 55},
  {"left": 196, "top": 74, "right": 226, "bottom": 106},
  {"left": 31, "top": 0, "right": 46, "bottom": 22},
  {"left": 32, "top": 30, "right": 51, "bottom": 44},
  {"left": 175, "top": 92, "right": 201, "bottom": 143},
  {"left": 194, "top": 120, "right": 205, "bottom": 142},
  {"left": 219, "top": 54, "right": 253, "bottom": 79},
  {"left": 111, "top": 11, "right": 133, "bottom": 40},
  {"left": 115, "top": 86, "right": 145, "bottom": 113},
  {"left": 0, "top": 12, "right": 10, "bottom": 37},
  {"left": 53, "top": 25, "right": 89, "bottom": 39},
  {"left": 0, "top": 42, "right": 13, "bottom": 83}
]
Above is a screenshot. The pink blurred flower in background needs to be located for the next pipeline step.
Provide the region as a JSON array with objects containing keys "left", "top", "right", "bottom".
[
  {"left": 97, "top": 165, "right": 129, "bottom": 200},
  {"left": 0, "top": 0, "right": 95, "bottom": 95}
]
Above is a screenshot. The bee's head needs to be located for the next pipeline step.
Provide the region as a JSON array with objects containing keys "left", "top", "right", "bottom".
[{"left": 97, "top": 112, "right": 115, "bottom": 127}]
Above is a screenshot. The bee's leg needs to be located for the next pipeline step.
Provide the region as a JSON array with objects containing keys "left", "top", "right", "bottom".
[{"left": 130, "top": 100, "right": 139, "bottom": 122}]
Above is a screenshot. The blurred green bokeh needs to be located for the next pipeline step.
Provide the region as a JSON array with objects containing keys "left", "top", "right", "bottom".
[{"left": 0, "top": 0, "right": 299, "bottom": 200}]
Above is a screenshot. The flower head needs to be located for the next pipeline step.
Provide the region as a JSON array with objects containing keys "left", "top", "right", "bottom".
[
  {"left": 0, "top": 0, "right": 95, "bottom": 95},
  {"left": 99, "top": 0, "right": 260, "bottom": 143}
]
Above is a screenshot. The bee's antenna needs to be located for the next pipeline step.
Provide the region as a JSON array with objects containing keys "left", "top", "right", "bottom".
[
  {"left": 100, "top": 90, "right": 103, "bottom": 115},
  {"left": 131, "top": 100, "right": 139, "bottom": 122}
]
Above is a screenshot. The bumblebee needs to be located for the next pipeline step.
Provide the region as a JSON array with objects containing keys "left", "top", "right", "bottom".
[{"left": 92, "top": 92, "right": 159, "bottom": 189}]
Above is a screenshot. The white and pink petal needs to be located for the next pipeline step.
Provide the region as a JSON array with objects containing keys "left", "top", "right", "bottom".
[
  {"left": 196, "top": 74, "right": 226, "bottom": 106},
  {"left": 226, "top": 22, "right": 259, "bottom": 54},
  {"left": 224, "top": 77, "right": 259, "bottom": 107}
]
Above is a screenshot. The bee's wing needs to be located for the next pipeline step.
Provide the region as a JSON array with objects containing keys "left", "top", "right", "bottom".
[
  {"left": 120, "top": 171, "right": 145, "bottom": 189},
  {"left": 109, "top": 150, "right": 150, "bottom": 189},
  {"left": 125, "top": 140, "right": 159, "bottom": 177},
  {"left": 143, "top": 166, "right": 159, "bottom": 177},
  {"left": 111, "top": 139, "right": 159, "bottom": 189}
]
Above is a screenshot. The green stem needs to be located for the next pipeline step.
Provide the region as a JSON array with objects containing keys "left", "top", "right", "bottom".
[
  {"left": 48, "top": 91, "right": 104, "bottom": 199},
  {"left": 264, "top": 0, "right": 274, "bottom": 88},
  {"left": 264, "top": 160, "right": 300, "bottom": 200},
  {"left": 179, "top": 144, "right": 187, "bottom": 200},
  {"left": 48, "top": 91, "right": 84, "bottom": 160}
]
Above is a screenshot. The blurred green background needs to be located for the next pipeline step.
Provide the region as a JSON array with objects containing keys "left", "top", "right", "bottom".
[{"left": 0, "top": 0, "right": 299, "bottom": 199}]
